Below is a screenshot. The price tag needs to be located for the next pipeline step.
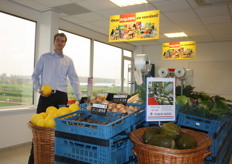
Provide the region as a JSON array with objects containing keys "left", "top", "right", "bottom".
[
  {"left": 91, "top": 103, "right": 108, "bottom": 115},
  {"left": 112, "top": 94, "right": 128, "bottom": 104}
]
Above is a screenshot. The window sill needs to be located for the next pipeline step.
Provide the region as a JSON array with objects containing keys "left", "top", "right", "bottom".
[{"left": 0, "top": 105, "right": 36, "bottom": 113}]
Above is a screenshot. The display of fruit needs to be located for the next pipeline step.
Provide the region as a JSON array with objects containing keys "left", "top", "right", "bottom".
[
  {"left": 177, "top": 132, "right": 197, "bottom": 149},
  {"left": 41, "top": 85, "right": 52, "bottom": 95},
  {"left": 30, "top": 104, "right": 80, "bottom": 127},
  {"left": 147, "top": 133, "right": 175, "bottom": 149},
  {"left": 46, "top": 106, "right": 58, "bottom": 113},
  {"left": 143, "top": 127, "right": 160, "bottom": 144},
  {"left": 69, "top": 103, "right": 80, "bottom": 112},
  {"left": 160, "top": 123, "right": 181, "bottom": 139},
  {"left": 143, "top": 123, "right": 197, "bottom": 150},
  {"left": 44, "top": 116, "right": 56, "bottom": 127},
  {"left": 30, "top": 114, "right": 44, "bottom": 125},
  {"left": 57, "top": 107, "right": 71, "bottom": 117}
]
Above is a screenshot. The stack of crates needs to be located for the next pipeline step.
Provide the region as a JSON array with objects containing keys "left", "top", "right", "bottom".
[
  {"left": 54, "top": 103, "right": 145, "bottom": 164},
  {"left": 177, "top": 112, "right": 232, "bottom": 164}
]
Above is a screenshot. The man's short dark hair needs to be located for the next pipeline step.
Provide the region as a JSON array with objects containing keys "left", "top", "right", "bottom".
[{"left": 54, "top": 33, "right": 67, "bottom": 42}]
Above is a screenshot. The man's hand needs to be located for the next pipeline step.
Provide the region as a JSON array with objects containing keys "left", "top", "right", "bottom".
[{"left": 39, "top": 90, "right": 51, "bottom": 97}]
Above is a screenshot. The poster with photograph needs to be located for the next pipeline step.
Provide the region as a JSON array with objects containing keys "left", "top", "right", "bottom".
[
  {"left": 146, "top": 77, "right": 175, "bottom": 122},
  {"left": 162, "top": 41, "right": 196, "bottom": 60},
  {"left": 109, "top": 10, "right": 159, "bottom": 42}
]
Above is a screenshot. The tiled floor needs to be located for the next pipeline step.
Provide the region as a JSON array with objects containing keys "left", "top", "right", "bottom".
[
  {"left": 0, "top": 143, "right": 232, "bottom": 164},
  {"left": 0, "top": 143, "right": 31, "bottom": 164}
]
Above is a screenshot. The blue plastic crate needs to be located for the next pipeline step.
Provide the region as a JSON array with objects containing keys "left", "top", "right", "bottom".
[
  {"left": 206, "top": 122, "right": 232, "bottom": 161},
  {"left": 126, "top": 103, "right": 146, "bottom": 125},
  {"left": 177, "top": 112, "right": 227, "bottom": 134},
  {"left": 177, "top": 112, "right": 232, "bottom": 161},
  {"left": 204, "top": 126, "right": 232, "bottom": 164},
  {"left": 79, "top": 103, "right": 88, "bottom": 109},
  {"left": 55, "top": 135, "right": 134, "bottom": 164},
  {"left": 55, "top": 110, "right": 132, "bottom": 139},
  {"left": 80, "top": 103, "right": 146, "bottom": 126}
]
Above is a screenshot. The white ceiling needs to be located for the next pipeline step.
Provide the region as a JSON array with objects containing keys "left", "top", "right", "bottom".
[{"left": 9, "top": 0, "right": 232, "bottom": 46}]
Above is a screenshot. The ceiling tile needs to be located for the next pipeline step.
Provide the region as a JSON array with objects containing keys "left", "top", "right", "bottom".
[
  {"left": 194, "top": 5, "right": 229, "bottom": 17},
  {"left": 95, "top": 8, "right": 127, "bottom": 18},
  {"left": 10, "top": 0, "right": 49, "bottom": 11},
  {"left": 201, "top": 15, "right": 231, "bottom": 24},
  {"left": 164, "top": 10, "right": 198, "bottom": 20},
  {"left": 91, "top": 20, "right": 110, "bottom": 28},
  {"left": 53, "top": 3, "right": 91, "bottom": 15},
  {"left": 75, "top": 0, "right": 118, "bottom": 12},
  {"left": 73, "top": 12, "right": 105, "bottom": 22},
  {"left": 31, "top": 0, "right": 73, "bottom": 8},
  {"left": 205, "top": 22, "right": 232, "bottom": 30},
  {"left": 151, "top": 0, "right": 191, "bottom": 12},
  {"left": 191, "top": 34, "right": 214, "bottom": 42},
  {"left": 121, "top": 3, "right": 157, "bottom": 13}
]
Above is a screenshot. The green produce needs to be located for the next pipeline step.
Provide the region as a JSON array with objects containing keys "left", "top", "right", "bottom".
[
  {"left": 211, "top": 95, "right": 226, "bottom": 102},
  {"left": 177, "top": 132, "right": 197, "bottom": 149},
  {"left": 147, "top": 133, "right": 175, "bottom": 149},
  {"left": 160, "top": 123, "right": 181, "bottom": 139},
  {"left": 176, "top": 95, "right": 189, "bottom": 105},
  {"left": 191, "top": 91, "right": 211, "bottom": 101},
  {"left": 143, "top": 127, "right": 160, "bottom": 144},
  {"left": 210, "top": 100, "right": 231, "bottom": 115},
  {"left": 198, "top": 100, "right": 214, "bottom": 110},
  {"left": 176, "top": 85, "right": 194, "bottom": 97}
]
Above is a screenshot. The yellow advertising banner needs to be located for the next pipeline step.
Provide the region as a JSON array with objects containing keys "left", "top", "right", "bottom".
[
  {"left": 109, "top": 10, "right": 159, "bottom": 42},
  {"left": 162, "top": 41, "right": 196, "bottom": 60}
]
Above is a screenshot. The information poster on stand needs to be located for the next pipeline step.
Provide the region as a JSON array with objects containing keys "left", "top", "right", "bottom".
[{"left": 146, "top": 77, "right": 175, "bottom": 122}]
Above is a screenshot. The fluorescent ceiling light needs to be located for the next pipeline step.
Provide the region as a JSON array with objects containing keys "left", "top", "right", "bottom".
[
  {"left": 110, "top": 0, "right": 148, "bottom": 7},
  {"left": 164, "top": 32, "right": 187, "bottom": 38}
]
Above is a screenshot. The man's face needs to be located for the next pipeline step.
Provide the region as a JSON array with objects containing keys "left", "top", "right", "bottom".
[{"left": 54, "top": 36, "right": 66, "bottom": 51}]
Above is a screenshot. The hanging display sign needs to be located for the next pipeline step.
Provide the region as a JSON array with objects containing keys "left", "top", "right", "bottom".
[
  {"left": 109, "top": 10, "right": 160, "bottom": 42},
  {"left": 146, "top": 77, "right": 175, "bottom": 122},
  {"left": 162, "top": 41, "right": 196, "bottom": 60}
]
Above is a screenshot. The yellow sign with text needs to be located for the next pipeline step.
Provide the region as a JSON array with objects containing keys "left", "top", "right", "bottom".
[
  {"left": 162, "top": 41, "right": 196, "bottom": 60},
  {"left": 109, "top": 10, "right": 160, "bottom": 42}
]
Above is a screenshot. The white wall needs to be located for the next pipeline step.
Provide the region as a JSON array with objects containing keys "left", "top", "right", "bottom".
[
  {"left": 0, "top": 109, "right": 35, "bottom": 149},
  {"left": 135, "top": 41, "right": 232, "bottom": 99}
]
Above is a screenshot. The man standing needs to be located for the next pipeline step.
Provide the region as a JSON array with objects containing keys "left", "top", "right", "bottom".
[{"left": 28, "top": 33, "right": 82, "bottom": 164}]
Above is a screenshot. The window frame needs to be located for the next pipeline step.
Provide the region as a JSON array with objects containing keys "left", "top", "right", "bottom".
[{"left": 0, "top": 11, "right": 37, "bottom": 110}]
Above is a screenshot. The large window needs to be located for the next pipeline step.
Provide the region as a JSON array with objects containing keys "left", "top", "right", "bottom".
[
  {"left": 59, "top": 30, "right": 91, "bottom": 98},
  {"left": 57, "top": 31, "right": 133, "bottom": 99},
  {"left": 93, "top": 41, "right": 122, "bottom": 97},
  {"left": 0, "top": 12, "right": 36, "bottom": 108}
]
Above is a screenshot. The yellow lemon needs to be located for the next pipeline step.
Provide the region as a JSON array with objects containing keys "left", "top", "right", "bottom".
[
  {"left": 31, "top": 114, "right": 44, "bottom": 125},
  {"left": 57, "top": 107, "right": 71, "bottom": 117},
  {"left": 41, "top": 85, "right": 52, "bottom": 95},
  {"left": 44, "top": 116, "right": 55, "bottom": 127},
  {"left": 69, "top": 103, "right": 80, "bottom": 112},
  {"left": 47, "top": 110, "right": 58, "bottom": 118},
  {"left": 37, "top": 118, "right": 45, "bottom": 127},
  {"left": 46, "top": 106, "right": 57, "bottom": 114},
  {"left": 39, "top": 112, "right": 48, "bottom": 118}
]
